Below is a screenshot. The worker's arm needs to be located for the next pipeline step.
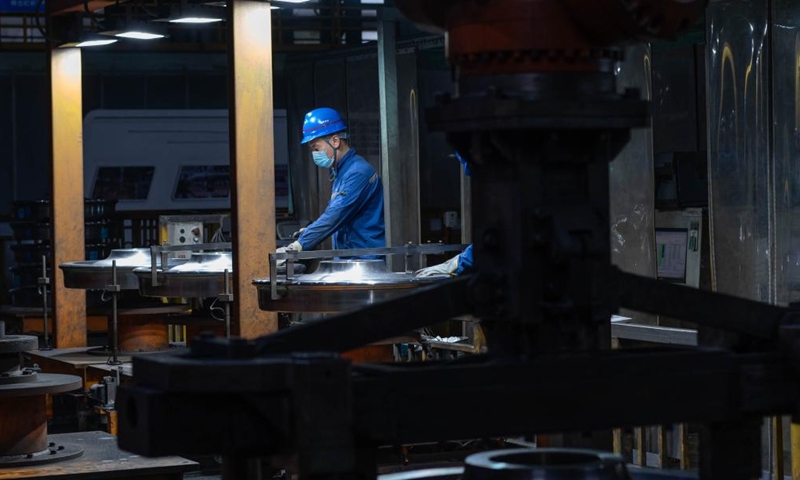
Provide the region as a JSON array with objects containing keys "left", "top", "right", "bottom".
[{"left": 296, "top": 171, "right": 374, "bottom": 250}]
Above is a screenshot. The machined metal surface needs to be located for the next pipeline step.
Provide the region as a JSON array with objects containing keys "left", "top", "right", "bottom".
[
  {"left": 2, "top": 431, "right": 196, "bottom": 478},
  {"left": 463, "top": 449, "right": 628, "bottom": 480},
  {"left": 254, "top": 259, "right": 440, "bottom": 313},
  {"left": 60, "top": 248, "right": 170, "bottom": 290},
  {"left": 0, "top": 373, "right": 83, "bottom": 397},
  {"left": 0, "top": 333, "right": 38, "bottom": 353},
  {"left": 0, "top": 441, "right": 83, "bottom": 467},
  {"left": 135, "top": 252, "right": 233, "bottom": 298}
]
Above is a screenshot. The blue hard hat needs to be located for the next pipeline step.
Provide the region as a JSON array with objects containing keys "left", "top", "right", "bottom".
[{"left": 301, "top": 107, "right": 347, "bottom": 144}]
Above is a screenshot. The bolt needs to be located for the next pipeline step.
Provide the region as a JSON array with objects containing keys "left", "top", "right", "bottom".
[
  {"left": 49, "top": 449, "right": 57, "bottom": 455},
  {"left": 58, "top": 445, "right": 65, "bottom": 451},
  {"left": 49, "top": 442, "right": 55, "bottom": 447},
  {"left": 26, "top": 454, "right": 33, "bottom": 459}
]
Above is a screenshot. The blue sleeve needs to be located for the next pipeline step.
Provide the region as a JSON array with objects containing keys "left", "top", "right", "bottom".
[
  {"left": 297, "top": 170, "right": 371, "bottom": 250},
  {"left": 456, "top": 244, "right": 473, "bottom": 275}
]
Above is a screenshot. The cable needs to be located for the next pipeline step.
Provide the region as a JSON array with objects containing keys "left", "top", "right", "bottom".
[
  {"left": 208, "top": 297, "right": 225, "bottom": 322},
  {"left": 34, "top": 0, "right": 49, "bottom": 42},
  {"left": 84, "top": 0, "right": 106, "bottom": 29}
]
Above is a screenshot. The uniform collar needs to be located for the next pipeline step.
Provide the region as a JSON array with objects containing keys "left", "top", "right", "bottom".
[{"left": 332, "top": 149, "right": 357, "bottom": 176}]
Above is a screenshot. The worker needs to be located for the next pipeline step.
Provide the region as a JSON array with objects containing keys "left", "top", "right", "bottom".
[
  {"left": 278, "top": 107, "right": 385, "bottom": 255},
  {"left": 415, "top": 152, "right": 474, "bottom": 277}
]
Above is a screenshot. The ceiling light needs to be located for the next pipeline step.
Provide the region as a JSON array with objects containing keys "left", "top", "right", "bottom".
[
  {"left": 114, "top": 31, "right": 166, "bottom": 39},
  {"left": 271, "top": 0, "right": 311, "bottom": 3},
  {"left": 71, "top": 39, "right": 118, "bottom": 47},
  {"left": 204, "top": 2, "right": 280, "bottom": 8},
  {"left": 169, "top": 16, "right": 223, "bottom": 23}
]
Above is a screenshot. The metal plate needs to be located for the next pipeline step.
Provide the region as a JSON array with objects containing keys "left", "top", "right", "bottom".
[
  {"left": 256, "top": 282, "right": 427, "bottom": 313},
  {"left": 706, "top": 0, "right": 770, "bottom": 304},
  {"left": 0, "top": 442, "right": 83, "bottom": 468},
  {"left": 285, "top": 259, "right": 421, "bottom": 286},
  {"left": 133, "top": 252, "right": 232, "bottom": 298},
  {"left": 0, "top": 373, "right": 82, "bottom": 397},
  {"left": 2, "top": 431, "right": 197, "bottom": 478},
  {"left": 254, "top": 259, "right": 440, "bottom": 313},
  {"left": 0, "top": 334, "right": 38, "bottom": 353},
  {"left": 59, "top": 249, "right": 175, "bottom": 291}
]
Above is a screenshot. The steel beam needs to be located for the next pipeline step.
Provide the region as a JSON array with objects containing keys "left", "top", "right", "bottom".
[
  {"left": 377, "top": 13, "right": 403, "bottom": 270},
  {"left": 227, "top": 0, "right": 277, "bottom": 338},
  {"left": 49, "top": 47, "right": 86, "bottom": 348}
]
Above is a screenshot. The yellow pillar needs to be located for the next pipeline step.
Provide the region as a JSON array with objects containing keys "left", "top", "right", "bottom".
[
  {"left": 791, "top": 422, "right": 800, "bottom": 479},
  {"left": 49, "top": 47, "right": 87, "bottom": 347},
  {"left": 228, "top": 0, "right": 277, "bottom": 338}
]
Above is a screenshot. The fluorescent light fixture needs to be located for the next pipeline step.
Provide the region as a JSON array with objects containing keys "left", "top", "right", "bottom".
[
  {"left": 73, "top": 39, "right": 118, "bottom": 47},
  {"left": 271, "top": 0, "right": 310, "bottom": 3},
  {"left": 205, "top": 2, "right": 280, "bottom": 8},
  {"left": 114, "top": 31, "right": 166, "bottom": 40},
  {"left": 169, "top": 16, "right": 223, "bottom": 23}
]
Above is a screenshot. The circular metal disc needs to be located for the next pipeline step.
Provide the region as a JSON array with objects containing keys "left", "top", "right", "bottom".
[
  {"left": 0, "top": 373, "right": 82, "bottom": 398},
  {"left": 0, "top": 335, "right": 38, "bottom": 353},
  {"left": 464, "top": 449, "right": 628, "bottom": 480},
  {"left": 0, "top": 442, "right": 83, "bottom": 467},
  {"left": 0, "top": 370, "right": 38, "bottom": 385}
]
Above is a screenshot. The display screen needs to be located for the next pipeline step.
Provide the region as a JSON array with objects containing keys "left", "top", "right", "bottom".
[
  {"left": 92, "top": 166, "right": 155, "bottom": 201},
  {"left": 173, "top": 165, "right": 231, "bottom": 200},
  {"left": 656, "top": 228, "right": 688, "bottom": 283}
]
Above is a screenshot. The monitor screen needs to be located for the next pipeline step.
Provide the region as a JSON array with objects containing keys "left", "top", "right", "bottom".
[
  {"left": 92, "top": 166, "right": 155, "bottom": 201},
  {"left": 656, "top": 228, "right": 688, "bottom": 284}
]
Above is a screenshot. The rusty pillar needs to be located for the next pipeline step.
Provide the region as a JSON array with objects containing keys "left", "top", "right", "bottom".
[
  {"left": 117, "top": 316, "right": 170, "bottom": 352},
  {"left": 0, "top": 396, "right": 48, "bottom": 455},
  {"left": 49, "top": 48, "right": 87, "bottom": 348},
  {"left": 227, "top": 0, "right": 277, "bottom": 339}
]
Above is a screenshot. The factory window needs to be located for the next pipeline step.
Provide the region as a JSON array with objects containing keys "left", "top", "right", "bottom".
[
  {"left": 173, "top": 165, "right": 230, "bottom": 200},
  {"left": 92, "top": 166, "right": 155, "bottom": 201}
]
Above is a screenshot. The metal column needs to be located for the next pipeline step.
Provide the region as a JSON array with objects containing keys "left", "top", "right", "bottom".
[
  {"left": 49, "top": 47, "right": 87, "bottom": 348},
  {"left": 227, "top": 0, "right": 277, "bottom": 338},
  {"left": 378, "top": 12, "right": 403, "bottom": 270}
]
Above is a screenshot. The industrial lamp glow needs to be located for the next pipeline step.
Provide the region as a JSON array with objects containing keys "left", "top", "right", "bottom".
[
  {"left": 155, "top": 3, "right": 224, "bottom": 23},
  {"left": 60, "top": 37, "right": 118, "bottom": 48},
  {"left": 100, "top": 22, "right": 167, "bottom": 40}
]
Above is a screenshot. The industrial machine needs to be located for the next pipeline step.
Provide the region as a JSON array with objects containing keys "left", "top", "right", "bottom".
[
  {"left": 112, "top": 1, "right": 800, "bottom": 479},
  {"left": 0, "top": 321, "right": 83, "bottom": 467}
]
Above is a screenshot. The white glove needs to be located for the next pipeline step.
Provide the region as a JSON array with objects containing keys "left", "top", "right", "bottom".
[
  {"left": 276, "top": 241, "right": 303, "bottom": 267},
  {"left": 415, "top": 254, "right": 460, "bottom": 278}
]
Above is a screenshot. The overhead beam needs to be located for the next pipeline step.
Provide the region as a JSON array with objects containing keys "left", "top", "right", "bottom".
[
  {"left": 46, "top": 0, "right": 120, "bottom": 15},
  {"left": 49, "top": 47, "right": 87, "bottom": 348},
  {"left": 228, "top": 0, "right": 277, "bottom": 339}
]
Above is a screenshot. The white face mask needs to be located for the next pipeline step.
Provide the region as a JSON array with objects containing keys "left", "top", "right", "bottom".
[{"left": 312, "top": 149, "right": 334, "bottom": 168}]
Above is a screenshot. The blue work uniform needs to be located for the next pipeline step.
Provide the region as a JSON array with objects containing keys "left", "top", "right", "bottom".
[
  {"left": 456, "top": 244, "right": 473, "bottom": 275},
  {"left": 297, "top": 149, "right": 385, "bottom": 251}
]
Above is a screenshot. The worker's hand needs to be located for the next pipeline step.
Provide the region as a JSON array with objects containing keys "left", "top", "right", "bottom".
[
  {"left": 275, "top": 242, "right": 303, "bottom": 267},
  {"left": 291, "top": 228, "right": 306, "bottom": 239},
  {"left": 415, "top": 255, "right": 460, "bottom": 278}
]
